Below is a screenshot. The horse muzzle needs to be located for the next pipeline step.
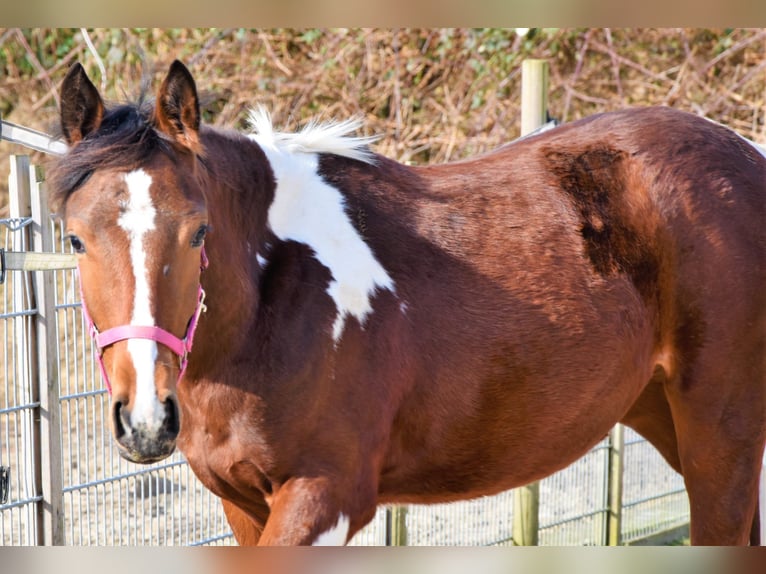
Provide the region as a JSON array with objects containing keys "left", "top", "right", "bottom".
[{"left": 111, "top": 394, "right": 180, "bottom": 463}]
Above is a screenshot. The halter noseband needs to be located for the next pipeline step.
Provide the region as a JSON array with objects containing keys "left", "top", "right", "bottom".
[{"left": 79, "top": 247, "right": 209, "bottom": 394}]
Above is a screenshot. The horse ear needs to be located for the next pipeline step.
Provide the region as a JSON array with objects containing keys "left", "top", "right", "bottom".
[
  {"left": 60, "top": 62, "right": 105, "bottom": 145},
  {"left": 154, "top": 60, "right": 201, "bottom": 152}
]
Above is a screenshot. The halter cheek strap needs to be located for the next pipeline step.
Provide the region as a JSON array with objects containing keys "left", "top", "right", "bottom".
[{"left": 79, "top": 247, "right": 209, "bottom": 394}]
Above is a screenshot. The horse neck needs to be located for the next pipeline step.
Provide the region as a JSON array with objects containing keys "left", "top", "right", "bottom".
[{"left": 186, "top": 129, "right": 275, "bottom": 378}]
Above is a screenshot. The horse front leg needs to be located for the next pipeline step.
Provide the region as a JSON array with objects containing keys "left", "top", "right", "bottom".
[
  {"left": 221, "top": 499, "right": 268, "bottom": 546},
  {"left": 257, "top": 476, "right": 376, "bottom": 546}
]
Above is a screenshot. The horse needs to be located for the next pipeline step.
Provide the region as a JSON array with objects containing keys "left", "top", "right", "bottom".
[{"left": 49, "top": 60, "right": 765, "bottom": 546}]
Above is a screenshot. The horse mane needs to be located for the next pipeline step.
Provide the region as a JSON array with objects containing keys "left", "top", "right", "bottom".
[
  {"left": 48, "top": 102, "right": 176, "bottom": 213},
  {"left": 49, "top": 103, "right": 380, "bottom": 214},
  {"left": 247, "top": 106, "right": 379, "bottom": 164}
]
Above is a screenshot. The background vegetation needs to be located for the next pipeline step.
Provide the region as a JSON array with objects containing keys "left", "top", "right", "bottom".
[{"left": 1, "top": 28, "right": 765, "bottom": 214}]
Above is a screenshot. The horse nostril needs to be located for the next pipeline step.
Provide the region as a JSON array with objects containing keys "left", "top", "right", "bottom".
[
  {"left": 112, "top": 400, "right": 128, "bottom": 440},
  {"left": 163, "top": 396, "right": 180, "bottom": 437}
]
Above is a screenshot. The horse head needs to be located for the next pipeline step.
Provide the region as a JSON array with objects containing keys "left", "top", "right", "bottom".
[{"left": 53, "top": 61, "right": 209, "bottom": 463}]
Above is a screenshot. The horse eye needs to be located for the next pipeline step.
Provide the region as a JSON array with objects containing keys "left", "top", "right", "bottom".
[
  {"left": 68, "top": 235, "right": 86, "bottom": 254},
  {"left": 190, "top": 225, "right": 208, "bottom": 248}
]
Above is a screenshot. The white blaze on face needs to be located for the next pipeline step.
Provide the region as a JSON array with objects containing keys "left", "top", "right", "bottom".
[
  {"left": 119, "top": 169, "right": 163, "bottom": 431},
  {"left": 251, "top": 133, "right": 395, "bottom": 342},
  {"left": 311, "top": 513, "right": 350, "bottom": 546}
]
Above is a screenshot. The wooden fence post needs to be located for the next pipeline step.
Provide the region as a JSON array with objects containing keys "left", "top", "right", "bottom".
[
  {"left": 387, "top": 506, "right": 408, "bottom": 546},
  {"left": 606, "top": 424, "right": 624, "bottom": 545},
  {"left": 29, "top": 165, "right": 65, "bottom": 545},
  {"left": 513, "top": 482, "right": 539, "bottom": 545},
  {"left": 512, "top": 59, "right": 549, "bottom": 546},
  {"left": 521, "top": 59, "right": 549, "bottom": 137}
]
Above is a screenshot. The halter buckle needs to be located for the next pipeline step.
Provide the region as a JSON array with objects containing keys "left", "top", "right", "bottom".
[{"left": 198, "top": 287, "right": 207, "bottom": 315}]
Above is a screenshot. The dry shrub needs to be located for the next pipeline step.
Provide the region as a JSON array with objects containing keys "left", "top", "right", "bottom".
[{"left": 1, "top": 28, "right": 764, "bottom": 214}]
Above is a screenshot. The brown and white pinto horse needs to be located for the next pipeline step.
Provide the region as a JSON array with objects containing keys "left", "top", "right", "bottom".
[{"left": 50, "top": 60, "right": 764, "bottom": 545}]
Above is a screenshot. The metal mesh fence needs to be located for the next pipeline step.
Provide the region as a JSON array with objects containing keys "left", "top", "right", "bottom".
[
  {"left": 621, "top": 427, "right": 689, "bottom": 543},
  {"left": 348, "top": 508, "right": 388, "bottom": 546},
  {"left": 0, "top": 218, "right": 40, "bottom": 545},
  {"left": 385, "top": 439, "right": 611, "bottom": 546},
  {"left": 371, "top": 433, "right": 689, "bottom": 546},
  {"left": 403, "top": 489, "right": 516, "bottom": 546},
  {"left": 539, "top": 439, "right": 611, "bottom": 545}
]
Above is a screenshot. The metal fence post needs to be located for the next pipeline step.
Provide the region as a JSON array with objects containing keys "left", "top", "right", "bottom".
[
  {"left": 512, "top": 59, "right": 549, "bottom": 546},
  {"left": 606, "top": 424, "right": 624, "bottom": 545},
  {"left": 29, "top": 165, "right": 65, "bottom": 545},
  {"left": 8, "top": 154, "right": 38, "bottom": 544}
]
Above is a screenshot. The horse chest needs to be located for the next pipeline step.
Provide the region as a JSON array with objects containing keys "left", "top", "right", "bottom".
[{"left": 177, "top": 393, "right": 277, "bottom": 500}]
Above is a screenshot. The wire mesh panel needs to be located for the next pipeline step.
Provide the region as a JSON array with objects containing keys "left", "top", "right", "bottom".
[
  {"left": 347, "top": 507, "right": 388, "bottom": 546},
  {"left": 621, "top": 427, "right": 689, "bottom": 543},
  {"left": 394, "top": 440, "right": 609, "bottom": 546},
  {"left": 403, "top": 488, "right": 516, "bottom": 546},
  {"left": 360, "top": 432, "right": 689, "bottom": 546},
  {"left": 539, "top": 438, "right": 610, "bottom": 545},
  {"left": 48, "top": 218, "right": 235, "bottom": 546},
  {"left": 0, "top": 218, "right": 41, "bottom": 545}
]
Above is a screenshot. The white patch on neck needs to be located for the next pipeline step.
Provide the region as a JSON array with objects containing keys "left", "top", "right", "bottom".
[
  {"left": 249, "top": 116, "right": 395, "bottom": 342},
  {"left": 119, "top": 169, "right": 162, "bottom": 431},
  {"left": 312, "top": 514, "right": 350, "bottom": 546}
]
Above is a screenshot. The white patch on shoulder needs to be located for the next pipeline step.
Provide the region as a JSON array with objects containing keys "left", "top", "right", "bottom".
[
  {"left": 312, "top": 514, "right": 350, "bottom": 546},
  {"left": 119, "top": 169, "right": 163, "bottom": 431},
  {"left": 249, "top": 112, "right": 395, "bottom": 342}
]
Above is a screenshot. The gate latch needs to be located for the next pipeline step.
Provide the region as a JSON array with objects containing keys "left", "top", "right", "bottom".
[
  {"left": 0, "top": 248, "right": 5, "bottom": 285},
  {"left": 0, "top": 466, "right": 9, "bottom": 504}
]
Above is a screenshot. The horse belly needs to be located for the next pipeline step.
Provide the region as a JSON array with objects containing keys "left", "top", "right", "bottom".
[{"left": 380, "top": 279, "right": 656, "bottom": 502}]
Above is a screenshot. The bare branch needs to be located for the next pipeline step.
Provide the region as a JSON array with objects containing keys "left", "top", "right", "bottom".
[{"left": 14, "top": 29, "right": 60, "bottom": 109}]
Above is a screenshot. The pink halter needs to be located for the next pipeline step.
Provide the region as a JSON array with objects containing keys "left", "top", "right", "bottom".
[{"left": 79, "top": 247, "right": 209, "bottom": 394}]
